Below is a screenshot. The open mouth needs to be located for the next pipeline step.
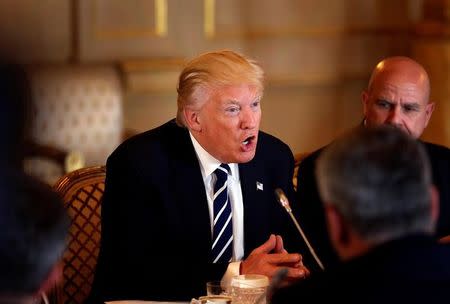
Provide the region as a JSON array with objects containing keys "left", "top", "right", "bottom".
[
  {"left": 242, "top": 135, "right": 256, "bottom": 149},
  {"left": 242, "top": 136, "right": 253, "bottom": 145}
]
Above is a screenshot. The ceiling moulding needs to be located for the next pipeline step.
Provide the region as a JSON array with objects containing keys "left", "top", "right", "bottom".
[
  {"left": 205, "top": 24, "right": 412, "bottom": 40},
  {"left": 266, "top": 71, "right": 368, "bottom": 88},
  {"left": 120, "top": 58, "right": 186, "bottom": 93},
  {"left": 91, "top": 0, "right": 168, "bottom": 39}
]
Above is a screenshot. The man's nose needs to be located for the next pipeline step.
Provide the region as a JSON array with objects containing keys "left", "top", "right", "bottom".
[
  {"left": 386, "top": 105, "right": 402, "bottom": 126},
  {"left": 240, "top": 108, "right": 258, "bottom": 129}
]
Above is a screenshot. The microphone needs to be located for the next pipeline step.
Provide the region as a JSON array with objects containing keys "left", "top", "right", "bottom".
[{"left": 274, "top": 188, "right": 325, "bottom": 271}]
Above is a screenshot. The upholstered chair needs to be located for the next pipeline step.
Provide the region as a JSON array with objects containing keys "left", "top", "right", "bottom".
[{"left": 24, "top": 65, "right": 123, "bottom": 185}]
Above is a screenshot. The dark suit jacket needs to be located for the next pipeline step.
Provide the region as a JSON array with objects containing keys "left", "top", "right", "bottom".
[
  {"left": 296, "top": 140, "right": 450, "bottom": 269},
  {"left": 87, "top": 119, "right": 306, "bottom": 303},
  {"left": 271, "top": 235, "right": 450, "bottom": 304}
]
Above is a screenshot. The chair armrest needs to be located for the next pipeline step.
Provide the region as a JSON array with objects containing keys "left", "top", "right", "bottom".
[{"left": 24, "top": 141, "right": 85, "bottom": 173}]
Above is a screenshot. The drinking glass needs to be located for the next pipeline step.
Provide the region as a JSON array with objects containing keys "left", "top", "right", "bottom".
[
  {"left": 231, "top": 274, "right": 269, "bottom": 304},
  {"left": 206, "top": 280, "right": 225, "bottom": 296}
]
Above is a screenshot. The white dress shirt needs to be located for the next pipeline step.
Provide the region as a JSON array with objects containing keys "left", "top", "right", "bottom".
[{"left": 189, "top": 132, "right": 243, "bottom": 285}]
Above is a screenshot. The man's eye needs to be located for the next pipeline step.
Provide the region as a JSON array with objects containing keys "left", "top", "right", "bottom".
[
  {"left": 403, "top": 105, "right": 418, "bottom": 113},
  {"left": 226, "top": 107, "right": 240, "bottom": 113},
  {"left": 251, "top": 101, "right": 260, "bottom": 108},
  {"left": 376, "top": 100, "right": 390, "bottom": 109}
]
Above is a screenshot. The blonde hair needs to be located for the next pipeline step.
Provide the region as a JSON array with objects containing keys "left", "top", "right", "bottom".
[{"left": 176, "top": 50, "right": 264, "bottom": 126}]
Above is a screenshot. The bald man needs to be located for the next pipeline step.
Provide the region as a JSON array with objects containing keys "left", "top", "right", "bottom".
[
  {"left": 362, "top": 57, "right": 434, "bottom": 138},
  {"left": 295, "top": 56, "right": 450, "bottom": 271}
]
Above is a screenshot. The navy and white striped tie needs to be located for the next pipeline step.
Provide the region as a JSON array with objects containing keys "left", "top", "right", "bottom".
[{"left": 211, "top": 163, "right": 233, "bottom": 263}]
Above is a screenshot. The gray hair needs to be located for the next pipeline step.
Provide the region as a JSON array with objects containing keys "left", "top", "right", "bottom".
[{"left": 316, "top": 125, "right": 434, "bottom": 244}]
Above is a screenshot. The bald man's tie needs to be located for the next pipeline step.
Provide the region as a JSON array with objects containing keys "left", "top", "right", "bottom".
[{"left": 211, "top": 163, "right": 233, "bottom": 263}]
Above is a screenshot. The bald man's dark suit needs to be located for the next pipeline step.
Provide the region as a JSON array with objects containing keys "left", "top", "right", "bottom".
[
  {"left": 87, "top": 119, "right": 305, "bottom": 303},
  {"left": 295, "top": 140, "right": 450, "bottom": 269}
]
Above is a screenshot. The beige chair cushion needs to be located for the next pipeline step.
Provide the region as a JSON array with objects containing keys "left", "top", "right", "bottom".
[{"left": 25, "top": 65, "right": 123, "bottom": 184}]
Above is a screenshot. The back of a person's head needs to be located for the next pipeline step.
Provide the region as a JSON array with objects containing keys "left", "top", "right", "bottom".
[
  {"left": 176, "top": 49, "right": 264, "bottom": 126},
  {"left": 316, "top": 125, "right": 433, "bottom": 244},
  {"left": 0, "top": 168, "right": 68, "bottom": 300}
]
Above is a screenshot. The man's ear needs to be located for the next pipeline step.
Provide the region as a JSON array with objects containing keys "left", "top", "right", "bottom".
[
  {"left": 424, "top": 102, "right": 435, "bottom": 128},
  {"left": 325, "top": 205, "right": 346, "bottom": 246},
  {"left": 183, "top": 108, "right": 201, "bottom": 132},
  {"left": 361, "top": 90, "right": 369, "bottom": 117},
  {"left": 326, "top": 205, "right": 352, "bottom": 245}
]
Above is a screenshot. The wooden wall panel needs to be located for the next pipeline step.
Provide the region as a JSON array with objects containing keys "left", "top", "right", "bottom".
[
  {"left": 414, "top": 38, "right": 450, "bottom": 147},
  {"left": 78, "top": 0, "right": 183, "bottom": 61},
  {"left": 260, "top": 81, "right": 365, "bottom": 154},
  {"left": 124, "top": 92, "right": 178, "bottom": 132},
  {"left": 0, "top": 0, "right": 71, "bottom": 63},
  {"left": 1, "top": 0, "right": 446, "bottom": 154}
]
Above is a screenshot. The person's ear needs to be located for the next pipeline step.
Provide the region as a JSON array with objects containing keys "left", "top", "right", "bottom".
[
  {"left": 183, "top": 108, "right": 201, "bottom": 132},
  {"left": 361, "top": 90, "right": 370, "bottom": 117},
  {"left": 325, "top": 205, "right": 349, "bottom": 247},
  {"left": 424, "top": 102, "right": 435, "bottom": 127}
]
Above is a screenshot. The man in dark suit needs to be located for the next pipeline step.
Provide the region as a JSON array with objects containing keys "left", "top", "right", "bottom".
[
  {"left": 87, "top": 50, "right": 309, "bottom": 303},
  {"left": 296, "top": 56, "right": 450, "bottom": 270},
  {"left": 272, "top": 126, "right": 450, "bottom": 304}
]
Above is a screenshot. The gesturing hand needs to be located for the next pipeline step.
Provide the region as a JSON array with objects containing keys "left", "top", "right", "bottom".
[{"left": 240, "top": 234, "right": 309, "bottom": 281}]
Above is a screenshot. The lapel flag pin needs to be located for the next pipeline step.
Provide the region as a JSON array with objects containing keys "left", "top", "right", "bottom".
[{"left": 256, "top": 181, "right": 263, "bottom": 191}]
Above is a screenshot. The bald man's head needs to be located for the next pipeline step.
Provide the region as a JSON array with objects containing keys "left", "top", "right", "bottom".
[{"left": 362, "top": 56, "right": 434, "bottom": 138}]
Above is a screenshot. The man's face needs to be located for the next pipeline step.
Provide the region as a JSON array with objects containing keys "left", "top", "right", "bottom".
[
  {"left": 192, "top": 84, "right": 262, "bottom": 163},
  {"left": 362, "top": 75, "right": 434, "bottom": 139}
]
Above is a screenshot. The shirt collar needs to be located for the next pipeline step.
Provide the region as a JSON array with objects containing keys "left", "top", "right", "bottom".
[{"left": 189, "top": 131, "right": 239, "bottom": 181}]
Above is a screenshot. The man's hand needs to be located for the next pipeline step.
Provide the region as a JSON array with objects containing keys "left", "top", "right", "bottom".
[
  {"left": 240, "top": 234, "right": 309, "bottom": 281},
  {"left": 273, "top": 234, "right": 287, "bottom": 253}
]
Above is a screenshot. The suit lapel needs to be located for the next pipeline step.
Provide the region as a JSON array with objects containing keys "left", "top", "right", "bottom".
[{"left": 239, "top": 157, "right": 270, "bottom": 255}]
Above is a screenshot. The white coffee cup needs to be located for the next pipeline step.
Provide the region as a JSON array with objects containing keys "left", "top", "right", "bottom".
[{"left": 198, "top": 295, "right": 232, "bottom": 304}]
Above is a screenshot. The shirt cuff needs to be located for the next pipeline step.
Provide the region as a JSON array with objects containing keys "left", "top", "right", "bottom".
[{"left": 221, "top": 261, "right": 241, "bottom": 291}]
